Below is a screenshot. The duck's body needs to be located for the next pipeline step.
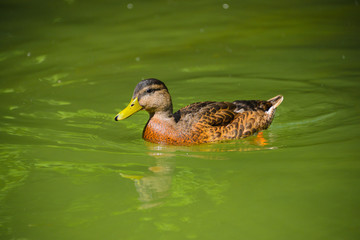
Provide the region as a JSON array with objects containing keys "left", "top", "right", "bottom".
[{"left": 115, "top": 79, "right": 283, "bottom": 145}]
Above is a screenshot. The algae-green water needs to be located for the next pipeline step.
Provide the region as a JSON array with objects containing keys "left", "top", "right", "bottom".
[{"left": 1, "top": 0, "right": 360, "bottom": 239}]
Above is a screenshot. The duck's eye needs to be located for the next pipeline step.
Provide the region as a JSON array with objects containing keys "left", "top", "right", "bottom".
[{"left": 146, "top": 88, "right": 155, "bottom": 93}]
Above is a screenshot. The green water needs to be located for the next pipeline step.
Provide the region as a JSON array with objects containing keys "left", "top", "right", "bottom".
[{"left": 1, "top": 0, "right": 360, "bottom": 239}]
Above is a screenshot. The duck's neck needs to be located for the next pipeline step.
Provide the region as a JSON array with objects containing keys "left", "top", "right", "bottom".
[
  {"left": 143, "top": 110, "right": 178, "bottom": 143},
  {"left": 150, "top": 108, "right": 173, "bottom": 119},
  {"left": 148, "top": 110, "right": 176, "bottom": 128}
]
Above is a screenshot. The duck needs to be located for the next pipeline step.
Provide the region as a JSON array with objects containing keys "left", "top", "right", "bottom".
[{"left": 114, "top": 78, "right": 283, "bottom": 145}]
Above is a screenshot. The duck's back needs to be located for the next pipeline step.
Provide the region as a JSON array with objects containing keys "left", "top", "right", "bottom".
[{"left": 173, "top": 95, "right": 283, "bottom": 143}]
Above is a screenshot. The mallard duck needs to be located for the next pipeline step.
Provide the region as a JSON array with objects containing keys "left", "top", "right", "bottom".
[{"left": 115, "top": 78, "right": 283, "bottom": 145}]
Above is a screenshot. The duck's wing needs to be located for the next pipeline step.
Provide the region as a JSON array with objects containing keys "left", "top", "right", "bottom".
[
  {"left": 233, "top": 95, "right": 283, "bottom": 117},
  {"left": 198, "top": 96, "right": 283, "bottom": 128},
  {"left": 232, "top": 100, "right": 272, "bottom": 112},
  {"left": 174, "top": 96, "right": 283, "bottom": 128},
  {"left": 174, "top": 101, "right": 237, "bottom": 127},
  {"left": 199, "top": 102, "right": 238, "bottom": 126}
]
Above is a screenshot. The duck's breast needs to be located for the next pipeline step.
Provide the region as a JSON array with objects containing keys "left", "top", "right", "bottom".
[{"left": 143, "top": 117, "right": 191, "bottom": 144}]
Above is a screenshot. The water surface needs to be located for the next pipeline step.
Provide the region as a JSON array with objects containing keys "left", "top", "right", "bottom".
[{"left": 1, "top": 0, "right": 360, "bottom": 239}]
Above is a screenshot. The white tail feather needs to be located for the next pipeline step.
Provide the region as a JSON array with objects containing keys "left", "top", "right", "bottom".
[{"left": 266, "top": 95, "right": 283, "bottom": 115}]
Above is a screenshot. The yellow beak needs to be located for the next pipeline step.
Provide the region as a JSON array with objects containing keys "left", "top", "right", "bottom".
[{"left": 114, "top": 97, "right": 143, "bottom": 121}]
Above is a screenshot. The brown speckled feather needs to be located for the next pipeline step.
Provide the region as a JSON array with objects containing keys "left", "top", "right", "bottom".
[
  {"left": 168, "top": 99, "right": 280, "bottom": 144},
  {"left": 115, "top": 79, "right": 283, "bottom": 145}
]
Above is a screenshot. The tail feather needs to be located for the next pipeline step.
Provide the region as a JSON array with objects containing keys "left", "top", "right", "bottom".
[
  {"left": 266, "top": 95, "right": 283, "bottom": 116},
  {"left": 268, "top": 95, "right": 283, "bottom": 108}
]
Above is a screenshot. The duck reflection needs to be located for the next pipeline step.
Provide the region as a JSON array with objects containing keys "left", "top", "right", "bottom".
[
  {"left": 120, "top": 156, "right": 175, "bottom": 209},
  {"left": 120, "top": 132, "right": 275, "bottom": 209}
]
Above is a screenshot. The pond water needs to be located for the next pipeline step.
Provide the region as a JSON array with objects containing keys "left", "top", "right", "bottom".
[{"left": 1, "top": 0, "right": 360, "bottom": 239}]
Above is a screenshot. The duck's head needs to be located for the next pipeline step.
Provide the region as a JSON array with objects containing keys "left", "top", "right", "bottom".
[{"left": 115, "top": 78, "right": 173, "bottom": 121}]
